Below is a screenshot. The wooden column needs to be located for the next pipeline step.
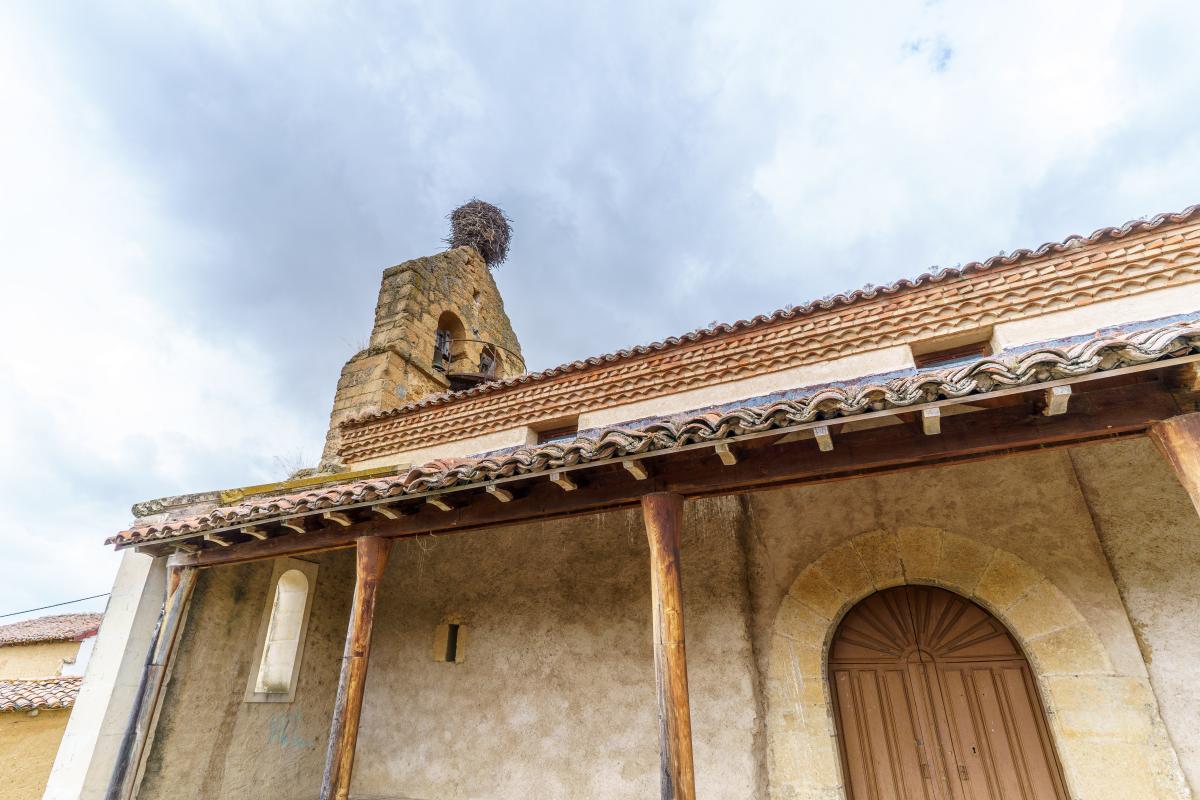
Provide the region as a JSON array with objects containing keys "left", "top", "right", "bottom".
[
  {"left": 1149, "top": 412, "right": 1200, "bottom": 516},
  {"left": 641, "top": 492, "right": 697, "bottom": 800},
  {"left": 106, "top": 562, "right": 198, "bottom": 800},
  {"left": 320, "top": 535, "right": 392, "bottom": 800}
]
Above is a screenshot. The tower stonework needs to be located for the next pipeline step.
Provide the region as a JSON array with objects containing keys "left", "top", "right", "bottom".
[{"left": 320, "top": 245, "right": 523, "bottom": 469}]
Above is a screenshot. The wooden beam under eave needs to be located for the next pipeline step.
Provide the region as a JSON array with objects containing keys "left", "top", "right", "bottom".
[
  {"left": 624, "top": 460, "right": 650, "bottom": 480},
  {"left": 813, "top": 425, "right": 834, "bottom": 452},
  {"left": 373, "top": 505, "right": 400, "bottom": 520},
  {"left": 163, "top": 381, "right": 1177, "bottom": 571},
  {"left": 714, "top": 442, "right": 737, "bottom": 466},
  {"left": 550, "top": 471, "right": 577, "bottom": 491},
  {"left": 280, "top": 519, "right": 307, "bottom": 534},
  {"left": 243, "top": 526, "right": 268, "bottom": 541},
  {"left": 204, "top": 533, "right": 232, "bottom": 547},
  {"left": 1044, "top": 385, "right": 1072, "bottom": 416},
  {"left": 922, "top": 407, "right": 942, "bottom": 436},
  {"left": 486, "top": 485, "right": 514, "bottom": 502},
  {"left": 323, "top": 511, "right": 353, "bottom": 527},
  {"left": 427, "top": 497, "right": 453, "bottom": 512}
]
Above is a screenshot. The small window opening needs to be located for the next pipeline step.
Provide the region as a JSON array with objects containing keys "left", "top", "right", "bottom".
[
  {"left": 913, "top": 340, "right": 992, "bottom": 368},
  {"left": 911, "top": 329, "right": 994, "bottom": 369},
  {"left": 433, "top": 621, "right": 467, "bottom": 663},
  {"left": 536, "top": 423, "right": 578, "bottom": 445}
]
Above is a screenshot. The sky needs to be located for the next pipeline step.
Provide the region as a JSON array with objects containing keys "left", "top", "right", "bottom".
[{"left": 1, "top": 0, "right": 1199, "bottom": 622}]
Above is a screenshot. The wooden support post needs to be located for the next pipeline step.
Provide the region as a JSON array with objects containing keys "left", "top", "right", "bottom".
[
  {"left": 1149, "top": 413, "right": 1200, "bottom": 517},
  {"left": 106, "top": 562, "right": 198, "bottom": 800},
  {"left": 320, "top": 535, "right": 392, "bottom": 800},
  {"left": 641, "top": 492, "right": 696, "bottom": 800}
]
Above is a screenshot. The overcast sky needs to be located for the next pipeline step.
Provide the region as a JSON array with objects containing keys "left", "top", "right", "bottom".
[{"left": 2, "top": 1, "right": 1198, "bottom": 621}]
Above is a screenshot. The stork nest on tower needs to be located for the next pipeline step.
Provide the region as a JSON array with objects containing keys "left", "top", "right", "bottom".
[{"left": 446, "top": 199, "right": 512, "bottom": 268}]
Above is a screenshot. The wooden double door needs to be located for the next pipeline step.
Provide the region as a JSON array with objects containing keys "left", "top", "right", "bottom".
[{"left": 829, "top": 585, "right": 1068, "bottom": 800}]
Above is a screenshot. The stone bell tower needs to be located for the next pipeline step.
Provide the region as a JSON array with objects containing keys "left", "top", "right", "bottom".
[{"left": 320, "top": 201, "right": 524, "bottom": 469}]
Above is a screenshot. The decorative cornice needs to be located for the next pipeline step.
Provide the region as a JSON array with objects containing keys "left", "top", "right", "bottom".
[
  {"left": 109, "top": 318, "right": 1200, "bottom": 547},
  {"left": 339, "top": 208, "right": 1200, "bottom": 463}
]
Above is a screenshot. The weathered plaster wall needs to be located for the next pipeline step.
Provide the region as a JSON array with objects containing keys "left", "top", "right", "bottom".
[
  {"left": 742, "top": 449, "right": 1190, "bottom": 800},
  {"left": 1070, "top": 438, "right": 1200, "bottom": 794},
  {"left": 350, "top": 497, "right": 762, "bottom": 800},
  {"left": 133, "top": 447, "right": 1196, "bottom": 800},
  {"left": 0, "top": 708, "right": 71, "bottom": 800},
  {"left": 135, "top": 497, "right": 762, "bottom": 800},
  {"left": 135, "top": 550, "right": 354, "bottom": 800},
  {"left": 0, "top": 641, "right": 79, "bottom": 678}
]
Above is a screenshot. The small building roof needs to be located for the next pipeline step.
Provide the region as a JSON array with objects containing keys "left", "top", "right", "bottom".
[
  {"left": 0, "top": 676, "right": 83, "bottom": 712},
  {"left": 0, "top": 613, "right": 102, "bottom": 647}
]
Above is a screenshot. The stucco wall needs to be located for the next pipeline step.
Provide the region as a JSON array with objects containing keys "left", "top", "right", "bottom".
[
  {"left": 0, "top": 641, "right": 79, "bottom": 679},
  {"left": 132, "top": 447, "right": 1196, "bottom": 800},
  {"left": 0, "top": 708, "right": 71, "bottom": 800},
  {"left": 134, "top": 497, "right": 762, "bottom": 800},
  {"left": 350, "top": 497, "right": 761, "bottom": 800},
  {"left": 1070, "top": 439, "right": 1200, "bottom": 795},
  {"left": 135, "top": 550, "right": 354, "bottom": 800}
]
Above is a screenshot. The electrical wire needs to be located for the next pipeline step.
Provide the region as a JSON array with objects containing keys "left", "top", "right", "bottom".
[{"left": 0, "top": 592, "right": 111, "bottom": 619}]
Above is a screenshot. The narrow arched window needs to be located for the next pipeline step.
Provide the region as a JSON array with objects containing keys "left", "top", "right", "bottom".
[{"left": 246, "top": 559, "right": 318, "bottom": 702}]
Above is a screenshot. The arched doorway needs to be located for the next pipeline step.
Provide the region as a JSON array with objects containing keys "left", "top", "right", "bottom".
[{"left": 829, "top": 585, "right": 1068, "bottom": 799}]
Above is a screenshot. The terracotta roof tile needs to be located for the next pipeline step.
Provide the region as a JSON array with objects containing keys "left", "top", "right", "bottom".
[
  {"left": 0, "top": 677, "right": 82, "bottom": 712},
  {"left": 109, "top": 316, "right": 1200, "bottom": 548},
  {"left": 348, "top": 204, "right": 1200, "bottom": 423},
  {"left": 0, "top": 614, "right": 103, "bottom": 647}
]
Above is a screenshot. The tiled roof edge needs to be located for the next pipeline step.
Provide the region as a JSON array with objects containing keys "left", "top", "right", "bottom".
[
  {"left": 343, "top": 203, "right": 1200, "bottom": 425},
  {"left": 0, "top": 677, "right": 82, "bottom": 712},
  {"left": 109, "top": 317, "right": 1200, "bottom": 547}
]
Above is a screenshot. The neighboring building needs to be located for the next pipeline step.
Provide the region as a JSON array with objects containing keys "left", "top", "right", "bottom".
[
  {"left": 47, "top": 205, "right": 1200, "bottom": 800},
  {"left": 0, "top": 614, "right": 100, "bottom": 800}
]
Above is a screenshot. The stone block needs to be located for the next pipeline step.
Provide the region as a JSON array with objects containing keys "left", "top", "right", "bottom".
[
  {"left": 1056, "top": 739, "right": 1181, "bottom": 800},
  {"left": 787, "top": 566, "right": 847, "bottom": 621},
  {"left": 1005, "top": 579, "right": 1084, "bottom": 640},
  {"left": 775, "top": 596, "right": 834, "bottom": 646},
  {"left": 934, "top": 533, "right": 994, "bottom": 595},
  {"left": 897, "top": 526, "right": 941, "bottom": 582},
  {"left": 1044, "top": 675, "right": 1155, "bottom": 743},
  {"left": 810, "top": 542, "right": 874, "bottom": 604},
  {"left": 974, "top": 550, "right": 1042, "bottom": 611},
  {"left": 851, "top": 529, "right": 904, "bottom": 589},
  {"left": 1026, "top": 623, "right": 1112, "bottom": 675}
]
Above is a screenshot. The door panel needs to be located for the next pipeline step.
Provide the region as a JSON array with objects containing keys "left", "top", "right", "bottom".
[
  {"left": 829, "top": 586, "right": 1068, "bottom": 800},
  {"left": 832, "top": 667, "right": 946, "bottom": 800}
]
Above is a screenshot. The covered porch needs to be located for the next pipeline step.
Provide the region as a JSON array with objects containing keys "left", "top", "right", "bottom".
[{"left": 108, "top": 336, "right": 1200, "bottom": 800}]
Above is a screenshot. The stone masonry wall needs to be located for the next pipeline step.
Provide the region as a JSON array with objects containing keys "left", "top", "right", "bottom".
[{"left": 321, "top": 246, "right": 523, "bottom": 467}]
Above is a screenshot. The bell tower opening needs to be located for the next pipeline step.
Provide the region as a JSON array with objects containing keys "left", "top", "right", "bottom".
[{"left": 319, "top": 200, "right": 525, "bottom": 470}]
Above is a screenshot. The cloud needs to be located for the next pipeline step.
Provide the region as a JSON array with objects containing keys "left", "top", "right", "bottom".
[{"left": 1, "top": 0, "right": 1198, "bottom": 614}]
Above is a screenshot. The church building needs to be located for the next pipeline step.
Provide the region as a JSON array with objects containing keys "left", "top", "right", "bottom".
[{"left": 45, "top": 203, "right": 1200, "bottom": 800}]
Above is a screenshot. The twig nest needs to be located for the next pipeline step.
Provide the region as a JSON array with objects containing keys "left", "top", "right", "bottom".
[{"left": 446, "top": 199, "right": 512, "bottom": 267}]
